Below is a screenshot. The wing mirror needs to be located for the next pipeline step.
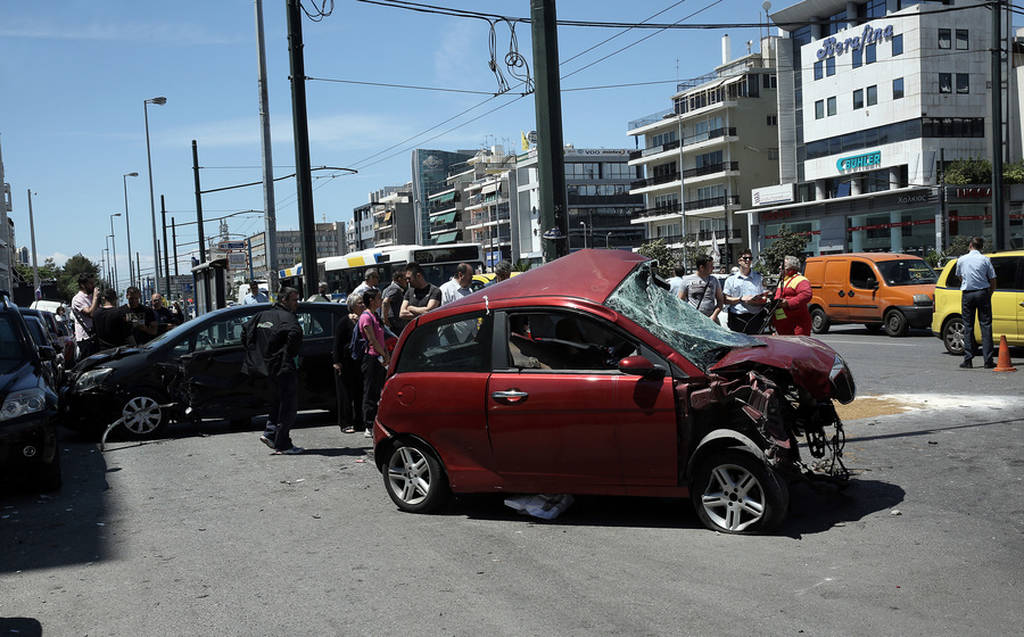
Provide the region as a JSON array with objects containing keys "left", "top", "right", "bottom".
[
  {"left": 37, "top": 346, "right": 56, "bottom": 361},
  {"left": 618, "top": 355, "right": 664, "bottom": 377}
]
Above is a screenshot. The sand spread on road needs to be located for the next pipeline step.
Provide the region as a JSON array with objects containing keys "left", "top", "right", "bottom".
[{"left": 834, "top": 393, "right": 1014, "bottom": 421}]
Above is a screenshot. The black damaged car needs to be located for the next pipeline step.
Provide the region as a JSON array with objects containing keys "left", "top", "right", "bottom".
[
  {"left": 1, "top": 292, "right": 61, "bottom": 491},
  {"left": 64, "top": 303, "right": 347, "bottom": 439}
]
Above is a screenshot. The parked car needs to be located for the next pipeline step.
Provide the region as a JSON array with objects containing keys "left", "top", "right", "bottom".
[
  {"left": 64, "top": 302, "right": 349, "bottom": 439},
  {"left": 803, "top": 252, "right": 937, "bottom": 336},
  {"left": 469, "top": 271, "right": 522, "bottom": 292},
  {"left": 1, "top": 292, "right": 61, "bottom": 491},
  {"left": 18, "top": 310, "right": 62, "bottom": 388},
  {"left": 372, "top": 249, "right": 856, "bottom": 534},
  {"left": 931, "top": 249, "right": 1024, "bottom": 355}
]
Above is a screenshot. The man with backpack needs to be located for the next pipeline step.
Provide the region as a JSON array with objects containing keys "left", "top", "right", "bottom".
[{"left": 242, "top": 287, "right": 305, "bottom": 455}]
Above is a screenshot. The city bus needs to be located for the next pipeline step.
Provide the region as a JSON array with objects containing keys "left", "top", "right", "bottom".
[{"left": 279, "top": 243, "right": 485, "bottom": 297}]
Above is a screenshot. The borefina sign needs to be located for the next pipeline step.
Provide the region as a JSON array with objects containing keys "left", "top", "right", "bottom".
[
  {"left": 837, "top": 151, "right": 881, "bottom": 172},
  {"left": 817, "top": 23, "right": 895, "bottom": 59}
]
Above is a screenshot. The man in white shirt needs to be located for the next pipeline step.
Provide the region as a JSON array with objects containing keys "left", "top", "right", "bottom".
[
  {"left": 666, "top": 265, "right": 686, "bottom": 298},
  {"left": 723, "top": 249, "right": 770, "bottom": 334},
  {"left": 955, "top": 236, "right": 997, "bottom": 369},
  {"left": 242, "top": 281, "right": 269, "bottom": 305},
  {"left": 439, "top": 263, "right": 475, "bottom": 305},
  {"left": 71, "top": 274, "right": 101, "bottom": 356},
  {"left": 350, "top": 268, "right": 380, "bottom": 301}
]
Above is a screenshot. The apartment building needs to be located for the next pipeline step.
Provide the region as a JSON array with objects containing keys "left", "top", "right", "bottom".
[
  {"left": 626, "top": 36, "right": 780, "bottom": 266},
  {"left": 272, "top": 221, "right": 347, "bottom": 270},
  {"left": 744, "top": 0, "right": 1022, "bottom": 256},
  {"left": 372, "top": 184, "right": 416, "bottom": 248},
  {"left": 411, "top": 149, "right": 475, "bottom": 246},
  {"left": 0, "top": 138, "right": 13, "bottom": 292}
]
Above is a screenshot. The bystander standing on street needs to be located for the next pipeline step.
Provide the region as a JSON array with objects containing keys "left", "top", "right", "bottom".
[
  {"left": 334, "top": 295, "right": 364, "bottom": 434},
  {"left": 666, "top": 265, "right": 686, "bottom": 298},
  {"left": 351, "top": 268, "right": 380, "bottom": 301},
  {"left": 71, "top": 274, "right": 101, "bottom": 357},
  {"left": 93, "top": 288, "right": 131, "bottom": 349},
  {"left": 440, "top": 263, "right": 474, "bottom": 305},
  {"left": 772, "top": 255, "right": 813, "bottom": 335},
  {"left": 150, "top": 293, "right": 182, "bottom": 332},
  {"left": 490, "top": 260, "right": 512, "bottom": 284},
  {"left": 955, "top": 236, "right": 997, "bottom": 369},
  {"left": 123, "top": 286, "right": 158, "bottom": 345},
  {"left": 243, "top": 287, "right": 305, "bottom": 454},
  {"left": 306, "top": 282, "right": 331, "bottom": 303},
  {"left": 380, "top": 270, "right": 409, "bottom": 335},
  {"left": 399, "top": 262, "right": 441, "bottom": 321},
  {"left": 723, "top": 249, "right": 770, "bottom": 334},
  {"left": 242, "top": 281, "right": 269, "bottom": 305},
  {"left": 359, "top": 289, "right": 390, "bottom": 438},
  {"left": 679, "top": 255, "right": 724, "bottom": 322}
]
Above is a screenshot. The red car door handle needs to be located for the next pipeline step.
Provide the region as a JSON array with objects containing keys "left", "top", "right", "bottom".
[{"left": 492, "top": 389, "right": 528, "bottom": 404}]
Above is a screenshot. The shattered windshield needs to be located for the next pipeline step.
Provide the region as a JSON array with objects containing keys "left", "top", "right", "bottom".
[{"left": 605, "top": 261, "right": 761, "bottom": 370}]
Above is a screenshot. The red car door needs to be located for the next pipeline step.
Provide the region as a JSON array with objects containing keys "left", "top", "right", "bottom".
[{"left": 486, "top": 310, "right": 677, "bottom": 493}]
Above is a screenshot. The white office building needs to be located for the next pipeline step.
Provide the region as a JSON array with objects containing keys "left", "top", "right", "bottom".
[{"left": 745, "top": 0, "right": 1022, "bottom": 256}]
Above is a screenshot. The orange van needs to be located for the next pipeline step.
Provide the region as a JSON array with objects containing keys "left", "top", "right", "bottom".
[{"left": 803, "top": 253, "right": 937, "bottom": 336}]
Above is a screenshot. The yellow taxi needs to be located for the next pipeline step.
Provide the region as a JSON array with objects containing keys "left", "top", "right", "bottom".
[
  {"left": 931, "top": 250, "right": 1024, "bottom": 355},
  {"left": 470, "top": 271, "right": 521, "bottom": 292}
]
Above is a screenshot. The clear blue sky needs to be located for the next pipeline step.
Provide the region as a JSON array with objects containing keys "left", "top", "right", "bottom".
[{"left": 0, "top": 0, "right": 783, "bottom": 278}]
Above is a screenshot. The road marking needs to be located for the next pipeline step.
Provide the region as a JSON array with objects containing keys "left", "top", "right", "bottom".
[{"left": 821, "top": 338, "right": 917, "bottom": 347}]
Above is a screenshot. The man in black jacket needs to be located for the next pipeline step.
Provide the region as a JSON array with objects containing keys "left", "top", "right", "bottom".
[
  {"left": 332, "top": 295, "right": 364, "bottom": 433},
  {"left": 242, "top": 287, "right": 304, "bottom": 454}
]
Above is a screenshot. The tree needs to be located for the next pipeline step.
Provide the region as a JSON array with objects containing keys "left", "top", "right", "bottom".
[
  {"left": 636, "top": 239, "right": 680, "bottom": 278},
  {"left": 58, "top": 253, "right": 100, "bottom": 302},
  {"left": 755, "top": 225, "right": 809, "bottom": 278}
]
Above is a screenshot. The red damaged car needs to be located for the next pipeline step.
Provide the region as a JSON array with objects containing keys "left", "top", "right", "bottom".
[{"left": 373, "top": 250, "right": 855, "bottom": 533}]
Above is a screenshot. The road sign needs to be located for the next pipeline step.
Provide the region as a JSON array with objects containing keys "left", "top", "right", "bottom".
[
  {"left": 217, "top": 240, "right": 247, "bottom": 251},
  {"left": 227, "top": 253, "right": 247, "bottom": 269}
]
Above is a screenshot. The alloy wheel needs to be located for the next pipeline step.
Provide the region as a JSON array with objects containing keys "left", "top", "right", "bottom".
[
  {"left": 387, "top": 446, "right": 432, "bottom": 506},
  {"left": 700, "top": 463, "right": 767, "bottom": 532},
  {"left": 122, "top": 396, "right": 163, "bottom": 436},
  {"left": 944, "top": 318, "right": 965, "bottom": 355}
]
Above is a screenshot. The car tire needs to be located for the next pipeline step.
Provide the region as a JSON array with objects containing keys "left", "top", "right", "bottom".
[
  {"left": 34, "top": 452, "right": 62, "bottom": 492},
  {"left": 383, "top": 440, "right": 450, "bottom": 514},
  {"left": 942, "top": 315, "right": 966, "bottom": 355},
  {"left": 692, "top": 450, "right": 788, "bottom": 534},
  {"left": 864, "top": 322, "right": 882, "bottom": 333},
  {"left": 810, "top": 307, "right": 830, "bottom": 334},
  {"left": 883, "top": 309, "right": 909, "bottom": 337},
  {"left": 119, "top": 393, "right": 168, "bottom": 439}
]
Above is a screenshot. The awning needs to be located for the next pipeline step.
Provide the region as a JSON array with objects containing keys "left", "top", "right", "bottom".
[
  {"left": 430, "top": 191, "right": 456, "bottom": 204},
  {"left": 431, "top": 211, "right": 456, "bottom": 225},
  {"left": 383, "top": 210, "right": 393, "bottom": 223},
  {"left": 433, "top": 231, "right": 458, "bottom": 243}
]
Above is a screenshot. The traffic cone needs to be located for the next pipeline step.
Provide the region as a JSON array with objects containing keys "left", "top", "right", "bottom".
[{"left": 993, "top": 335, "right": 1017, "bottom": 372}]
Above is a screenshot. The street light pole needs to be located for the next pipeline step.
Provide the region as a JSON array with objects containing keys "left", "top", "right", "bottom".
[
  {"left": 26, "top": 189, "right": 39, "bottom": 295},
  {"left": 109, "top": 213, "right": 121, "bottom": 291},
  {"left": 144, "top": 96, "right": 167, "bottom": 287},
  {"left": 580, "top": 221, "right": 587, "bottom": 249},
  {"left": 123, "top": 172, "right": 138, "bottom": 286}
]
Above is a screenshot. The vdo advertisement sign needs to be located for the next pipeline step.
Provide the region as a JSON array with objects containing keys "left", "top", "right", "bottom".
[{"left": 816, "top": 23, "right": 896, "bottom": 59}]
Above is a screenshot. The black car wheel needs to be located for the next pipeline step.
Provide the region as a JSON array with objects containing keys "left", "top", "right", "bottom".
[
  {"left": 384, "top": 440, "right": 450, "bottom": 513},
  {"left": 942, "top": 316, "right": 966, "bottom": 355},
  {"left": 120, "top": 394, "right": 168, "bottom": 439},
  {"left": 810, "top": 307, "right": 830, "bottom": 334},
  {"left": 693, "top": 450, "right": 788, "bottom": 534},
  {"left": 884, "top": 308, "right": 909, "bottom": 337}
]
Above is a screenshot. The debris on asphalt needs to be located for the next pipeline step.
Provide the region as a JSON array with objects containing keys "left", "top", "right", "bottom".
[
  {"left": 504, "top": 494, "right": 574, "bottom": 520},
  {"left": 890, "top": 509, "right": 902, "bottom": 516}
]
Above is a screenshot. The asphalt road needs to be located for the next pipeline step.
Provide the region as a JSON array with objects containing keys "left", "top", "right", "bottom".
[{"left": 2, "top": 327, "right": 1023, "bottom": 636}]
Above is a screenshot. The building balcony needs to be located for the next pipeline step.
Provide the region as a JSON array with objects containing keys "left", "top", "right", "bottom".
[
  {"left": 630, "top": 172, "right": 680, "bottom": 191},
  {"left": 683, "top": 161, "right": 739, "bottom": 180},
  {"left": 567, "top": 193, "right": 642, "bottom": 206},
  {"left": 685, "top": 194, "right": 741, "bottom": 215},
  {"left": 429, "top": 221, "right": 459, "bottom": 235},
  {"left": 630, "top": 202, "right": 682, "bottom": 225},
  {"left": 627, "top": 127, "right": 737, "bottom": 165}
]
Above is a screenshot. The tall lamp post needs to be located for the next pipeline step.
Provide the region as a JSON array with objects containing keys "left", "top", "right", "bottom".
[
  {"left": 144, "top": 96, "right": 167, "bottom": 289},
  {"left": 122, "top": 172, "right": 138, "bottom": 286},
  {"left": 109, "top": 213, "right": 121, "bottom": 291},
  {"left": 580, "top": 221, "right": 587, "bottom": 249}
]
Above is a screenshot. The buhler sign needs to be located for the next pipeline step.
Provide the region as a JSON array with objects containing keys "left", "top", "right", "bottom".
[
  {"left": 837, "top": 150, "right": 882, "bottom": 172},
  {"left": 816, "top": 23, "right": 895, "bottom": 59}
]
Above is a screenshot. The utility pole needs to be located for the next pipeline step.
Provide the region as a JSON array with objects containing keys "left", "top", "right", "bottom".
[
  {"left": 27, "top": 189, "right": 39, "bottom": 295},
  {"left": 171, "top": 217, "right": 179, "bottom": 277},
  {"left": 256, "top": 0, "right": 279, "bottom": 292},
  {"left": 286, "top": 0, "right": 319, "bottom": 295},
  {"left": 136, "top": 252, "right": 141, "bottom": 293},
  {"left": 161, "top": 195, "right": 171, "bottom": 298},
  {"left": 990, "top": 0, "right": 1005, "bottom": 250},
  {"left": 191, "top": 140, "right": 210, "bottom": 309},
  {"left": 530, "top": 0, "right": 569, "bottom": 262}
]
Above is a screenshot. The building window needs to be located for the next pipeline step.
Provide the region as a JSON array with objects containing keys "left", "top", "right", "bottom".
[
  {"left": 865, "top": 43, "right": 876, "bottom": 64},
  {"left": 956, "top": 73, "right": 969, "bottom": 94},
  {"left": 826, "top": 56, "right": 836, "bottom": 76},
  {"left": 853, "top": 89, "right": 864, "bottom": 110},
  {"left": 956, "top": 29, "right": 969, "bottom": 50},
  {"left": 892, "top": 34, "right": 903, "bottom": 56},
  {"left": 815, "top": 99, "right": 824, "bottom": 119},
  {"left": 826, "top": 10, "right": 846, "bottom": 35},
  {"left": 866, "top": 0, "right": 886, "bottom": 18},
  {"left": 827, "top": 96, "right": 837, "bottom": 116},
  {"left": 893, "top": 77, "right": 905, "bottom": 99},
  {"left": 852, "top": 48, "right": 862, "bottom": 68},
  {"left": 766, "top": 114, "right": 778, "bottom": 126},
  {"left": 938, "top": 28, "right": 951, "bottom": 49},
  {"left": 867, "top": 84, "right": 878, "bottom": 106},
  {"left": 813, "top": 60, "right": 823, "bottom": 80},
  {"left": 939, "top": 73, "right": 952, "bottom": 94}
]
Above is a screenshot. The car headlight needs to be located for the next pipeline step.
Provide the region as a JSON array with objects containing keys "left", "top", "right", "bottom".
[
  {"left": 0, "top": 388, "right": 47, "bottom": 421},
  {"left": 75, "top": 367, "right": 113, "bottom": 392},
  {"left": 913, "top": 294, "right": 933, "bottom": 306},
  {"left": 828, "top": 354, "right": 846, "bottom": 381}
]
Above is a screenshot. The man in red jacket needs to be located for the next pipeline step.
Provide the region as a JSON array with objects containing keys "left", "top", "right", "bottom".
[{"left": 772, "top": 255, "right": 812, "bottom": 335}]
